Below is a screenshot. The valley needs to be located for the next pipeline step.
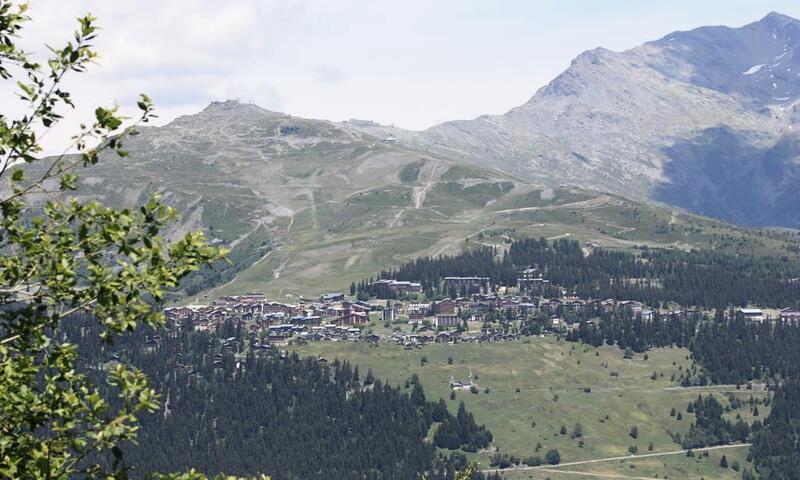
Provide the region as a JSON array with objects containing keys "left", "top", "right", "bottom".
[{"left": 9, "top": 4, "right": 800, "bottom": 480}]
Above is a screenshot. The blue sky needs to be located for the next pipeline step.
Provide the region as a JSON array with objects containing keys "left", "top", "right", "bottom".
[{"left": 9, "top": 0, "right": 800, "bottom": 152}]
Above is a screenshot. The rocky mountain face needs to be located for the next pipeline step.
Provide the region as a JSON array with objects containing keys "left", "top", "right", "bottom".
[{"left": 345, "top": 12, "right": 800, "bottom": 228}]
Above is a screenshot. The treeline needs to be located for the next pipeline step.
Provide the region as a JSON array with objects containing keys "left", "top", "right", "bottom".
[
  {"left": 369, "top": 237, "right": 800, "bottom": 307},
  {"left": 691, "top": 313, "right": 800, "bottom": 385},
  {"left": 64, "top": 315, "right": 490, "bottom": 480},
  {"left": 565, "top": 310, "right": 697, "bottom": 353}
]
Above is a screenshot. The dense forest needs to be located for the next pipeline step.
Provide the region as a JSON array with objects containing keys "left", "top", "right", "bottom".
[
  {"left": 691, "top": 314, "right": 800, "bottom": 385},
  {"left": 565, "top": 310, "right": 697, "bottom": 353},
  {"left": 751, "top": 380, "right": 800, "bottom": 478},
  {"left": 364, "top": 238, "right": 800, "bottom": 307},
  {"left": 676, "top": 395, "right": 753, "bottom": 449},
  {"left": 64, "top": 315, "right": 490, "bottom": 480}
]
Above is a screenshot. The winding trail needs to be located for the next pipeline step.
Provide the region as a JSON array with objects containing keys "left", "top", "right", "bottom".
[{"left": 482, "top": 443, "right": 752, "bottom": 476}]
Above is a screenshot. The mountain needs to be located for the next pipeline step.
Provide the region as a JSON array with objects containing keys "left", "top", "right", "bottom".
[
  {"left": 35, "top": 100, "right": 795, "bottom": 301},
  {"left": 346, "top": 12, "right": 800, "bottom": 228}
]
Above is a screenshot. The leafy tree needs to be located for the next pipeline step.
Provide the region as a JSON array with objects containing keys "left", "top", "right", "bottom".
[
  {"left": 432, "top": 398, "right": 449, "bottom": 422},
  {"left": 523, "top": 456, "right": 541, "bottom": 466},
  {"left": 0, "top": 5, "right": 226, "bottom": 479},
  {"left": 545, "top": 449, "right": 561, "bottom": 465}
]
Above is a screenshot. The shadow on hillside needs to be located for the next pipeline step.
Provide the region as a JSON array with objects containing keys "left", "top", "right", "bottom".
[{"left": 653, "top": 126, "right": 800, "bottom": 229}]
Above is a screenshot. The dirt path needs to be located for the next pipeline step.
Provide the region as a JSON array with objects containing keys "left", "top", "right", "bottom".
[
  {"left": 414, "top": 162, "right": 441, "bottom": 209},
  {"left": 491, "top": 196, "right": 611, "bottom": 215},
  {"left": 547, "top": 233, "right": 572, "bottom": 240},
  {"left": 389, "top": 162, "right": 442, "bottom": 228},
  {"left": 535, "top": 468, "right": 655, "bottom": 479},
  {"left": 432, "top": 226, "right": 495, "bottom": 257},
  {"left": 483, "top": 443, "right": 751, "bottom": 476},
  {"left": 286, "top": 206, "right": 309, "bottom": 233}
]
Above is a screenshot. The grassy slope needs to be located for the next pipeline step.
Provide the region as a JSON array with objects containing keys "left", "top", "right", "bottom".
[
  {"left": 292, "top": 338, "right": 767, "bottom": 480},
  {"left": 32, "top": 103, "right": 796, "bottom": 303},
  {"left": 201, "top": 180, "right": 799, "bottom": 302}
]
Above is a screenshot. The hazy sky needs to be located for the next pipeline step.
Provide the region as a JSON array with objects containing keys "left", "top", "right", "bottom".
[{"left": 8, "top": 1, "right": 800, "bottom": 152}]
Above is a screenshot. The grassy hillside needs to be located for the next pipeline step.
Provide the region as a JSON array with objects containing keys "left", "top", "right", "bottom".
[
  {"left": 26, "top": 100, "right": 799, "bottom": 303},
  {"left": 293, "top": 338, "right": 764, "bottom": 479}
]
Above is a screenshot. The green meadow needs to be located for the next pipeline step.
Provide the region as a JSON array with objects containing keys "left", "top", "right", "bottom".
[{"left": 293, "top": 338, "right": 766, "bottom": 479}]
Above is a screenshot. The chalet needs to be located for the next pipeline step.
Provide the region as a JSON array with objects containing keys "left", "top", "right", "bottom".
[
  {"left": 406, "top": 302, "right": 431, "bottom": 314},
  {"left": 382, "top": 307, "right": 396, "bottom": 322},
  {"left": 436, "top": 299, "right": 459, "bottom": 315},
  {"left": 443, "top": 276, "right": 490, "bottom": 295},
  {"left": 164, "top": 305, "right": 202, "bottom": 322},
  {"left": 469, "top": 300, "right": 493, "bottom": 314},
  {"left": 737, "top": 308, "right": 765, "bottom": 322},
  {"left": 780, "top": 308, "right": 800, "bottom": 321},
  {"left": 351, "top": 303, "right": 371, "bottom": 314},
  {"left": 239, "top": 292, "right": 267, "bottom": 303},
  {"left": 339, "top": 311, "right": 368, "bottom": 326},
  {"left": 548, "top": 317, "right": 565, "bottom": 331},
  {"left": 597, "top": 299, "right": 616, "bottom": 313},
  {"left": 517, "top": 271, "right": 550, "bottom": 294},
  {"left": 565, "top": 298, "right": 585, "bottom": 312},
  {"left": 434, "top": 314, "right": 460, "bottom": 329},
  {"left": 324, "top": 306, "right": 344, "bottom": 320},
  {"left": 268, "top": 334, "right": 289, "bottom": 347},
  {"left": 354, "top": 300, "right": 373, "bottom": 311},
  {"left": 435, "top": 331, "right": 453, "bottom": 343},
  {"left": 373, "top": 279, "right": 423, "bottom": 295},
  {"left": 320, "top": 293, "right": 345, "bottom": 303},
  {"left": 545, "top": 299, "right": 562, "bottom": 313},
  {"left": 618, "top": 300, "right": 643, "bottom": 316},
  {"left": 262, "top": 312, "right": 287, "bottom": 324},
  {"left": 449, "top": 370, "right": 475, "bottom": 391}
]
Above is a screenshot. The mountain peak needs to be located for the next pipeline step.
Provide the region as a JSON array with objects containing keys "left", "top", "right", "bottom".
[
  {"left": 760, "top": 11, "right": 799, "bottom": 25},
  {"left": 200, "top": 100, "right": 274, "bottom": 116}
]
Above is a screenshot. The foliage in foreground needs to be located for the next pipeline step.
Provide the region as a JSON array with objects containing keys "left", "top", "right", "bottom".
[{"left": 0, "top": 3, "right": 233, "bottom": 478}]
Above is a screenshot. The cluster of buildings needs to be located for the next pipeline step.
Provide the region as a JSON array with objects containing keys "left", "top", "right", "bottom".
[
  {"left": 388, "top": 326, "right": 519, "bottom": 350},
  {"left": 164, "top": 292, "right": 378, "bottom": 347},
  {"left": 162, "top": 273, "right": 797, "bottom": 351}
]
